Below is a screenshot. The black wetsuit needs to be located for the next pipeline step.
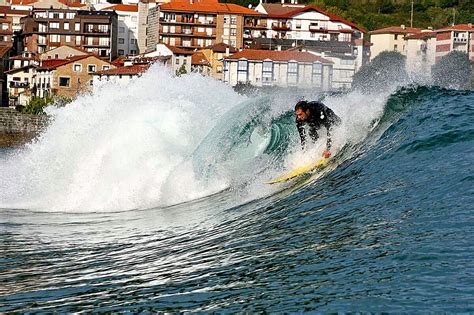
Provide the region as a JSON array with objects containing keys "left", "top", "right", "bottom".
[{"left": 296, "top": 101, "right": 341, "bottom": 149}]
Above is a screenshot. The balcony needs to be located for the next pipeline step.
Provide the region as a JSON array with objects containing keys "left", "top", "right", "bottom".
[
  {"left": 9, "top": 81, "right": 29, "bottom": 88},
  {"left": 272, "top": 23, "right": 290, "bottom": 31},
  {"left": 244, "top": 22, "right": 267, "bottom": 29},
  {"left": 453, "top": 37, "right": 468, "bottom": 44},
  {"left": 160, "top": 18, "right": 216, "bottom": 26},
  {"left": 309, "top": 25, "right": 328, "bottom": 32}
]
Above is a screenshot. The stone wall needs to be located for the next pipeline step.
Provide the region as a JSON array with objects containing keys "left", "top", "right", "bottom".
[{"left": 0, "top": 107, "right": 49, "bottom": 134}]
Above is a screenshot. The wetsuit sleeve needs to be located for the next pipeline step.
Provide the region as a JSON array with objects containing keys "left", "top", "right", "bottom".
[
  {"left": 296, "top": 120, "right": 306, "bottom": 148},
  {"left": 323, "top": 107, "right": 340, "bottom": 151}
]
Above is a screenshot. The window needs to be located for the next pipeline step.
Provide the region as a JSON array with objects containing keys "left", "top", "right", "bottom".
[
  {"left": 65, "top": 35, "right": 71, "bottom": 42},
  {"left": 59, "top": 77, "right": 70, "bottom": 87},
  {"left": 223, "top": 28, "right": 229, "bottom": 36},
  {"left": 394, "top": 34, "right": 398, "bottom": 40},
  {"left": 230, "top": 28, "right": 236, "bottom": 36},
  {"left": 130, "top": 38, "right": 136, "bottom": 45},
  {"left": 130, "top": 50, "right": 136, "bottom": 55},
  {"left": 75, "top": 36, "right": 81, "bottom": 45},
  {"left": 66, "top": 12, "right": 75, "bottom": 19},
  {"left": 394, "top": 44, "right": 398, "bottom": 51},
  {"left": 88, "top": 65, "right": 96, "bottom": 73},
  {"left": 119, "top": 27, "right": 125, "bottom": 33},
  {"left": 98, "top": 25, "right": 108, "bottom": 33},
  {"left": 223, "top": 15, "right": 229, "bottom": 24},
  {"left": 64, "top": 22, "right": 69, "bottom": 30},
  {"left": 176, "top": 58, "right": 180, "bottom": 65},
  {"left": 49, "top": 22, "right": 59, "bottom": 29},
  {"left": 312, "top": 62, "right": 322, "bottom": 87},
  {"left": 90, "top": 80, "right": 93, "bottom": 86},
  {"left": 287, "top": 61, "right": 298, "bottom": 85},
  {"left": 99, "top": 37, "right": 109, "bottom": 46},
  {"left": 118, "top": 49, "right": 124, "bottom": 55},
  {"left": 102, "top": 65, "right": 110, "bottom": 70},
  {"left": 238, "top": 60, "right": 248, "bottom": 71},
  {"left": 231, "top": 39, "right": 236, "bottom": 47},
  {"left": 262, "top": 60, "right": 273, "bottom": 85},
  {"left": 75, "top": 23, "right": 80, "bottom": 31},
  {"left": 119, "top": 38, "right": 125, "bottom": 44},
  {"left": 231, "top": 16, "right": 237, "bottom": 25},
  {"left": 183, "top": 59, "right": 187, "bottom": 65},
  {"left": 73, "top": 64, "right": 82, "bottom": 72},
  {"left": 50, "top": 34, "right": 60, "bottom": 42}
]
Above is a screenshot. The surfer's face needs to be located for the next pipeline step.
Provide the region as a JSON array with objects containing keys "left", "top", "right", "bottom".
[{"left": 295, "top": 108, "right": 310, "bottom": 121}]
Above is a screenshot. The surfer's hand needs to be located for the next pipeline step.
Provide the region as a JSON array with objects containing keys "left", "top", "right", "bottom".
[{"left": 322, "top": 150, "right": 331, "bottom": 158}]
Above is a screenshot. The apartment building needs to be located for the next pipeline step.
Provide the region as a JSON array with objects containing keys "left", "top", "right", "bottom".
[
  {"left": 0, "top": 6, "right": 30, "bottom": 34},
  {"left": 224, "top": 49, "right": 333, "bottom": 89},
  {"left": 369, "top": 25, "right": 422, "bottom": 60},
  {"left": 18, "top": 9, "right": 118, "bottom": 59},
  {"left": 0, "top": 14, "right": 13, "bottom": 45},
  {"left": 101, "top": 4, "right": 139, "bottom": 56},
  {"left": 8, "top": 0, "right": 87, "bottom": 10},
  {"left": 198, "top": 42, "right": 236, "bottom": 81},
  {"left": 404, "top": 31, "right": 436, "bottom": 80},
  {"left": 254, "top": 1, "right": 365, "bottom": 44},
  {"left": 434, "top": 24, "right": 474, "bottom": 62},
  {"left": 157, "top": 0, "right": 264, "bottom": 50},
  {"left": 143, "top": 43, "right": 192, "bottom": 74}
]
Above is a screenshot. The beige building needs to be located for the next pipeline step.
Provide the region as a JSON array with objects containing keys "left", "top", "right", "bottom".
[
  {"left": 191, "top": 51, "right": 211, "bottom": 75},
  {"left": 39, "top": 45, "right": 88, "bottom": 60},
  {"left": 369, "top": 25, "right": 422, "bottom": 60},
  {"left": 224, "top": 49, "right": 333, "bottom": 89},
  {"left": 35, "top": 54, "right": 114, "bottom": 98},
  {"left": 6, "top": 64, "right": 36, "bottom": 106},
  {"left": 143, "top": 43, "right": 192, "bottom": 74},
  {"left": 198, "top": 42, "right": 236, "bottom": 81}
]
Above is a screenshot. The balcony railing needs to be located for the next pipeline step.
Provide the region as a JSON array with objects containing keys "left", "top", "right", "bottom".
[
  {"left": 9, "top": 81, "right": 29, "bottom": 88},
  {"left": 271, "top": 23, "right": 290, "bottom": 31},
  {"left": 453, "top": 37, "right": 468, "bottom": 43}
]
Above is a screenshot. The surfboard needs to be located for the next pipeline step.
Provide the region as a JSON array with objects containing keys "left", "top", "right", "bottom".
[{"left": 266, "top": 158, "right": 327, "bottom": 184}]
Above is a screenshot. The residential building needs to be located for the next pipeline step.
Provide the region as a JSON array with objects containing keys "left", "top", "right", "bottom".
[
  {"left": 8, "top": 0, "right": 87, "bottom": 10},
  {"left": 0, "top": 45, "right": 12, "bottom": 105},
  {"left": 39, "top": 45, "right": 88, "bottom": 60},
  {"left": 143, "top": 43, "right": 192, "bottom": 74},
  {"left": 0, "top": 6, "right": 30, "bottom": 34},
  {"left": 369, "top": 25, "right": 422, "bottom": 60},
  {"left": 191, "top": 51, "right": 211, "bottom": 75},
  {"left": 404, "top": 31, "right": 436, "bottom": 80},
  {"left": 101, "top": 4, "right": 139, "bottom": 56},
  {"left": 93, "top": 60, "right": 151, "bottom": 87},
  {"left": 156, "top": 0, "right": 264, "bottom": 50},
  {"left": 18, "top": 9, "right": 118, "bottom": 59},
  {"left": 434, "top": 24, "right": 474, "bottom": 62},
  {"left": 223, "top": 49, "right": 333, "bottom": 89},
  {"left": 254, "top": 1, "right": 365, "bottom": 44},
  {"left": 0, "top": 14, "right": 13, "bottom": 45},
  {"left": 198, "top": 42, "right": 236, "bottom": 80},
  {"left": 6, "top": 63, "right": 36, "bottom": 106}
]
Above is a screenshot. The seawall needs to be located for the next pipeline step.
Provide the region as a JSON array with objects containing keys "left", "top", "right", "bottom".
[{"left": 0, "top": 108, "right": 49, "bottom": 146}]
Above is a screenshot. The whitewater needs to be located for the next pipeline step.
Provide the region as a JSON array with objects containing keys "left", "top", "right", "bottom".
[{"left": 1, "top": 65, "right": 473, "bottom": 312}]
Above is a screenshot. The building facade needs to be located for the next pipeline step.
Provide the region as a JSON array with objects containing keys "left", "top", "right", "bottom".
[
  {"left": 404, "top": 31, "right": 436, "bottom": 81},
  {"left": 198, "top": 42, "right": 236, "bottom": 81},
  {"left": 143, "top": 43, "right": 192, "bottom": 74},
  {"left": 224, "top": 49, "right": 333, "bottom": 89},
  {"left": 434, "top": 24, "right": 474, "bottom": 62},
  {"left": 101, "top": 4, "right": 139, "bottom": 56},
  {"left": 369, "top": 25, "right": 422, "bottom": 60},
  {"left": 18, "top": 9, "right": 118, "bottom": 59}
]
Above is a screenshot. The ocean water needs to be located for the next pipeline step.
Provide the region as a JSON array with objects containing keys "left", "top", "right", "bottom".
[{"left": 1, "top": 66, "right": 473, "bottom": 312}]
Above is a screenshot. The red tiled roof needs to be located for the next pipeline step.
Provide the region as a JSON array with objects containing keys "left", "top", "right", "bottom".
[
  {"left": 38, "top": 54, "right": 111, "bottom": 70},
  {"left": 0, "top": 6, "right": 30, "bottom": 15},
  {"left": 7, "top": 0, "right": 86, "bottom": 7},
  {"left": 435, "top": 24, "right": 474, "bottom": 32},
  {"left": 102, "top": 4, "right": 138, "bottom": 12},
  {"left": 261, "top": 4, "right": 366, "bottom": 33},
  {"left": 160, "top": 1, "right": 262, "bottom": 16},
  {"left": 192, "top": 52, "right": 210, "bottom": 65},
  {"left": 225, "top": 49, "right": 332, "bottom": 63},
  {"left": 369, "top": 26, "right": 422, "bottom": 35},
  {"left": 405, "top": 31, "right": 436, "bottom": 39},
  {"left": 165, "top": 44, "right": 193, "bottom": 55},
  {"left": 0, "top": 45, "right": 11, "bottom": 58},
  {"left": 205, "top": 42, "right": 237, "bottom": 53},
  {"left": 95, "top": 64, "right": 149, "bottom": 75}
]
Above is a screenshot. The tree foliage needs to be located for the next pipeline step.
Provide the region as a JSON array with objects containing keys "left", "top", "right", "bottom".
[
  {"left": 352, "top": 51, "right": 408, "bottom": 93},
  {"left": 21, "top": 96, "right": 73, "bottom": 115},
  {"left": 431, "top": 51, "right": 471, "bottom": 89}
]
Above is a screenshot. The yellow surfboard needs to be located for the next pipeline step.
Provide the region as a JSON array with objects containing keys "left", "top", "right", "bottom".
[{"left": 267, "top": 158, "right": 327, "bottom": 184}]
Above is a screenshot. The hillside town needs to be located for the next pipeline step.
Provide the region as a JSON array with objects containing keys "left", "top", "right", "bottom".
[{"left": 0, "top": 0, "right": 472, "bottom": 107}]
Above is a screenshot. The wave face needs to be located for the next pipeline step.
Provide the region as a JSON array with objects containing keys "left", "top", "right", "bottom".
[{"left": 1, "top": 68, "right": 473, "bottom": 312}]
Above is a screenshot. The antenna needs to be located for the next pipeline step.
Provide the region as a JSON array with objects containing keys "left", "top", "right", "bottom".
[
  {"left": 452, "top": 8, "right": 456, "bottom": 26},
  {"left": 410, "top": 0, "right": 414, "bottom": 28}
]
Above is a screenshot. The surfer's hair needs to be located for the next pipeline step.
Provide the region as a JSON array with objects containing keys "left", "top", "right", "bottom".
[{"left": 295, "top": 100, "right": 309, "bottom": 111}]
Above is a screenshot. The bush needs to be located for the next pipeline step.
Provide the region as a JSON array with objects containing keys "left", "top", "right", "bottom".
[
  {"left": 21, "top": 96, "right": 73, "bottom": 115},
  {"left": 431, "top": 51, "right": 471, "bottom": 90}
]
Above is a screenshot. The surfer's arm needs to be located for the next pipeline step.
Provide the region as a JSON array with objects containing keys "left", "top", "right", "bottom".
[{"left": 296, "top": 121, "right": 306, "bottom": 148}]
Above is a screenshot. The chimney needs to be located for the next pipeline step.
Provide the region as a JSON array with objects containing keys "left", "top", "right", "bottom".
[
  {"left": 225, "top": 47, "right": 230, "bottom": 56},
  {"left": 469, "top": 23, "right": 472, "bottom": 28},
  {"left": 401, "top": 24, "right": 405, "bottom": 29}
]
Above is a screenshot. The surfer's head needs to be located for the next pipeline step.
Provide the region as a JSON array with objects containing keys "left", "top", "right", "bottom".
[{"left": 295, "top": 100, "right": 310, "bottom": 121}]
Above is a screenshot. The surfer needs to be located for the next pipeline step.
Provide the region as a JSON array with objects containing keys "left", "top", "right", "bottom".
[{"left": 295, "top": 100, "right": 341, "bottom": 158}]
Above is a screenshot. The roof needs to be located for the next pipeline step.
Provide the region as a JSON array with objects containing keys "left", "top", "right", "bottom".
[
  {"left": 0, "top": 45, "right": 12, "bottom": 58},
  {"left": 160, "top": 1, "right": 262, "bottom": 16},
  {"left": 94, "top": 64, "right": 149, "bottom": 76},
  {"left": 370, "top": 26, "right": 422, "bottom": 35},
  {"left": 102, "top": 4, "right": 138, "bottom": 12},
  {"left": 0, "top": 5, "right": 30, "bottom": 15},
  {"left": 405, "top": 31, "right": 436, "bottom": 39},
  {"left": 261, "top": 4, "right": 366, "bottom": 33},
  {"left": 435, "top": 24, "right": 474, "bottom": 32},
  {"left": 192, "top": 52, "right": 210, "bottom": 65},
  {"left": 225, "top": 49, "right": 332, "bottom": 63},
  {"left": 37, "top": 54, "right": 110, "bottom": 70},
  {"left": 205, "top": 42, "right": 237, "bottom": 53},
  {"left": 8, "top": 0, "right": 86, "bottom": 7},
  {"left": 165, "top": 44, "right": 193, "bottom": 55},
  {"left": 5, "top": 64, "right": 36, "bottom": 74}
]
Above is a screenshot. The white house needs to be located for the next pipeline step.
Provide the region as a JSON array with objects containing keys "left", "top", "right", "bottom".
[
  {"left": 369, "top": 25, "right": 422, "bottom": 60},
  {"left": 101, "top": 4, "right": 139, "bottom": 56},
  {"left": 143, "top": 44, "right": 192, "bottom": 74},
  {"left": 223, "top": 49, "right": 333, "bottom": 89},
  {"left": 254, "top": 1, "right": 365, "bottom": 43},
  {"left": 404, "top": 31, "right": 436, "bottom": 81}
]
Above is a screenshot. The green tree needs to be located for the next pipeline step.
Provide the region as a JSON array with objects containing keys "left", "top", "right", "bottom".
[
  {"left": 431, "top": 51, "right": 471, "bottom": 89},
  {"left": 22, "top": 96, "right": 54, "bottom": 115},
  {"left": 176, "top": 64, "right": 188, "bottom": 76},
  {"left": 353, "top": 51, "right": 408, "bottom": 93}
]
